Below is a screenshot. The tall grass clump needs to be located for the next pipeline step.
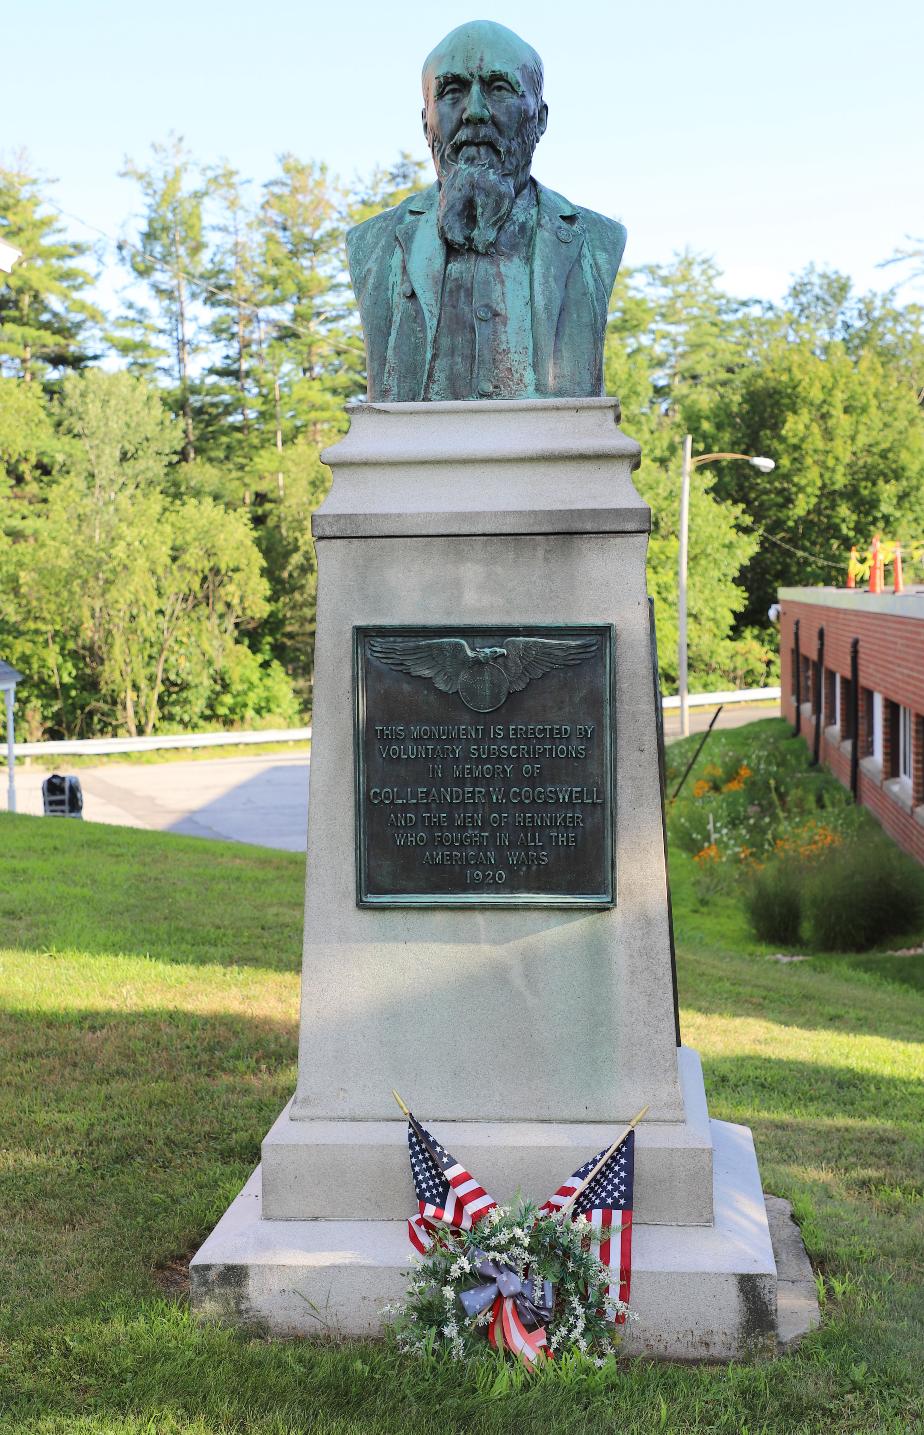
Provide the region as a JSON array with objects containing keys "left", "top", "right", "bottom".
[
  {"left": 803, "top": 841, "right": 924, "bottom": 951},
  {"left": 743, "top": 859, "right": 803, "bottom": 945}
]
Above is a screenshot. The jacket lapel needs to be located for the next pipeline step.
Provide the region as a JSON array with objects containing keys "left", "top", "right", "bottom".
[
  {"left": 395, "top": 185, "right": 444, "bottom": 381},
  {"left": 531, "top": 184, "right": 584, "bottom": 389}
]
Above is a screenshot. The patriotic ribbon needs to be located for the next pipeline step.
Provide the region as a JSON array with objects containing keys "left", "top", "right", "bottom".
[{"left": 458, "top": 1252, "right": 553, "bottom": 1367}]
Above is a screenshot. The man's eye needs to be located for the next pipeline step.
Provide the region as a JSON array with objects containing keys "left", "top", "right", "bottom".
[{"left": 490, "top": 80, "right": 514, "bottom": 94}]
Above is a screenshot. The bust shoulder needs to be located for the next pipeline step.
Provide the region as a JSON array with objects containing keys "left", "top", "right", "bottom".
[
  {"left": 574, "top": 206, "right": 627, "bottom": 295},
  {"left": 534, "top": 183, "right": 626, "bottom": 295},
  {"left": 346, "top": 185, "right": 438, "bottom": 269}
]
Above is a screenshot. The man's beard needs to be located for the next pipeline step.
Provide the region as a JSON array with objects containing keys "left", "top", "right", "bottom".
[{"left": 434, "top": 122, "right": 538, "bottom": 254}]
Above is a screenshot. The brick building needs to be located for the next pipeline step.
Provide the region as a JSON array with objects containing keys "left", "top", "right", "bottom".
[{"left": 779, "top": 587, "right": 924, "bottom": 864}]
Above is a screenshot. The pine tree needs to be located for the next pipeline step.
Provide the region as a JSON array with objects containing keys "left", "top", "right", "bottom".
[
  {"left": 118, "top": 136, "right": 209, "bottom": 461},
  {"left": 258, "top": 156, "right": 357, "bottom": 446},
  {"left": 0, "top": 159, "right": 100, "bottom": 385},
  {"left": 196, "top": 164, "right": 264, "bottom": 484}
]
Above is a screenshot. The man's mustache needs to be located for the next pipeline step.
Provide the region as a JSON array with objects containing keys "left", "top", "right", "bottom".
[{"left": 447, "top": 125, "right": 506, "bottom": 162}]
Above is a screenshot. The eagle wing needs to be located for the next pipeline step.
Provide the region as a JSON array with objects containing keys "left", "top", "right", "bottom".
[
  {"left": 497, "top": 636, "right": 599, "bottom": 693},
  {"left": 367, "top": 637, "right": 474, "bottom": 694}
]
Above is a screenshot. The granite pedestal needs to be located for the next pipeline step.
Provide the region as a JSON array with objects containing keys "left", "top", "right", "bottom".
[{"left": 191, "top": 398, "right": 803, "bottom": 1356}]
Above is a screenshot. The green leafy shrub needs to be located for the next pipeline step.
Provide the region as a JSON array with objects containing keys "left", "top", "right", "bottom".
[
  {"left": 743, "top": 860, "right": 804, "bottom": 945},
  {"left": 803, "top": 842, "right": 924, "bottom": 952}
]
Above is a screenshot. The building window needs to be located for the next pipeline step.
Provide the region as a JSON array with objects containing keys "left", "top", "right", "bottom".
[
  {"left": 862, "top": 688, "right": 874, "bottom": 754},
  {"left": 790, "top": 649, "right": 797, "bottom": 698},
  {"left": 872, "top": 692, "right": 883, "bottom": 764},
  {"left": 899, "top": 706, "right": 913, "bottom": 787},
  {"left": 824, "top": 669, "right": 836, "bottom": 725},
  {"left": 834, "top": 674, "right": 842, "bottom": 733}
]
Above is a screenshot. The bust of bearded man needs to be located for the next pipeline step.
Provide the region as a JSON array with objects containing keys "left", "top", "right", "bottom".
[{"left": 347, "top": 20, "right": 627, "bottom": 403}]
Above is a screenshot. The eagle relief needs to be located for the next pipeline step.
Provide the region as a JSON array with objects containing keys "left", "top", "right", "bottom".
[
  {"left": 367, "top": 634, "right": 599, "bottom": 713},
  {"left": 354, "top": 625, "right": 614, "bottom": 907}
]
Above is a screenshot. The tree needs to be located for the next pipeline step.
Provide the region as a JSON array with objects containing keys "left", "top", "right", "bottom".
[
  {"left": 0, "top": 371, "right": 293, "bottom": 736},
  {"left": 0, "top": 160, "right": 100, "bottom": 384},
  {"left": 118, "top": 136, "right": 209, "bottom": 461},
  {"left": 604, "top": 257, "right": 763, "bottom": 690},
  {"left": 710, "top": 337, "right": 924, "bottom": 624},
  {"left": 195, "top": 164, "right": 264, "bottom": 481},
  {"left": 258, "top": 156, "right": 358, "bottom": 445}
]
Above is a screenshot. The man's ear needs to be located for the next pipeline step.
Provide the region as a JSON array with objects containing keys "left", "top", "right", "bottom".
[{"left": 536, "top": 102, "right": 549, "bottom": 140}]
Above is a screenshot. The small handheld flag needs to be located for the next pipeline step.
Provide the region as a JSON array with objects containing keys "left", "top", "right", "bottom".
[
  {"left": 541, "top": 1106, "right": 646, "bottom": 1321},
  {"left": 394, "top": 1090, "right": 497, "bottom": 1253}
]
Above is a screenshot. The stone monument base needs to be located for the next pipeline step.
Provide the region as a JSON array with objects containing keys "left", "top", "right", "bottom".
[
  {"left": 191, "top": 1118, "right": 804, "bottom": 1360},
  {"left": 189, "top": 399, "right": 820, "bottom": 1359}
]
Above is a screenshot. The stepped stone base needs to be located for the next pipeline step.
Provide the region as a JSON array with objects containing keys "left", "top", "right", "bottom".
[
  {"left": 191, "top": 1120, "right": 811, "bottom": 1360},
  {"left": 263, "top": 1046, "right": 714, "bottom": 1228}
]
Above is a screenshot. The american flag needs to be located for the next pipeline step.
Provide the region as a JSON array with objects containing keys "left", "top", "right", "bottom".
[
  {"left": 541, "top": 1130, "right": 635, "bottom": 1319},
  {"left": 406, "top": 1112, "right": 497, "bottom": 1253}
]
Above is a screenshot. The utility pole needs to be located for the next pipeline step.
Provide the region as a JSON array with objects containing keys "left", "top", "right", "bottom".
[{"left": 678, "top": 434, "right": 692, "bottom": 738}]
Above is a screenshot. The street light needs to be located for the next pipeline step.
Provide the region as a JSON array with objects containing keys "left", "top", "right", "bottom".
[{"left": 678, "top": 436, "right": 775, "bottom": 737}]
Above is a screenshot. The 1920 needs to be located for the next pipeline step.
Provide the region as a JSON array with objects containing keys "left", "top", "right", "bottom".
[{"left": 466, "top": 869, "right": 507, "bottom": 884}]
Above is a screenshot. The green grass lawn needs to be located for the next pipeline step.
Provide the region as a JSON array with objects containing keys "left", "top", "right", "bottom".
[{"left": 1, "top": 734, "right": 923, "bottom": 1433}]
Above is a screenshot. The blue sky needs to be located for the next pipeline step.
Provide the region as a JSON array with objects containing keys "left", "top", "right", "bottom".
[{"left": 3, "top": 0, "right": 922, "bottom": 305}]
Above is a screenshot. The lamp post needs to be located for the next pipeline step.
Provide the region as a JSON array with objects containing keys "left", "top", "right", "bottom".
[{"left": 678, "top": 439, "right": 775, "bottom": 738}]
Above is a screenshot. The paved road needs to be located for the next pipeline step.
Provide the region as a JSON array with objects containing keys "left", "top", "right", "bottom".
[
  {"left": 3, "top": 702, "right": 778, "bottom": 852},
  {"left": 662, "top": 700, "right": 780, "bottom": 743},
  {"left": 6, "top": 752, "right": 311, "bottom": 852}
]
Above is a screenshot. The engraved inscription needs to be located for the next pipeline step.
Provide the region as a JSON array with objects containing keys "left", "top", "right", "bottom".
[{"left": 354, "top": 625, "right": 614, "bottom": 907}]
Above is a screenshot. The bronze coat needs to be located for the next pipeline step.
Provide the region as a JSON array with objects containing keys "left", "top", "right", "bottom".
[{"left": 346, "top": 181, "right": 627, "bottom": 401}]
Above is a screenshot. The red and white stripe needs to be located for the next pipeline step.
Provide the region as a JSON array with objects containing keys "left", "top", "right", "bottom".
[
  {"left": 488, "top": 1296, "right": 548, "bottom": 1369},
  {"left": 407, "top": 1162, "right": 496, "bottom": 1253},
  {"left": 580, "top": 1206, "right": 633, "bottom": 1321}
]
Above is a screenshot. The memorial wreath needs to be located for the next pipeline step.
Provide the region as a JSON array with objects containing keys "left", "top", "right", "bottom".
[{"left": 386, "top": 1092, "right": 645, "bottom": 1367}]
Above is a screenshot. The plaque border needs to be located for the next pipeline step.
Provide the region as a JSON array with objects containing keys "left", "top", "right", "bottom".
[{"left": 353, "top": 624, "right": 616, "bottom": 909}]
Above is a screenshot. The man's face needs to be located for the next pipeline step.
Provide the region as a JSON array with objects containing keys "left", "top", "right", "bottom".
[{"left": 422, "top": 37, "right": 547, "bottom": 193}]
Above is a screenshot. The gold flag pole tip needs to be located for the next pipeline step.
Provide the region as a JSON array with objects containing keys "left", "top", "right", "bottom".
[{"left": 392, "top": 1089, "right": 411, "bottom": 1117}]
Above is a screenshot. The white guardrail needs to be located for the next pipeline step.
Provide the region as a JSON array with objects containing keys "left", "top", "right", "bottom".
[
  {"left": 11, "top": 726, "right": 313, "bottom": 758},
  {"left": 661, "top": 686, "right": 780, "bottom": 711},
  {"left": 9, "top": 688, "right": 781, "bottom": 760}
]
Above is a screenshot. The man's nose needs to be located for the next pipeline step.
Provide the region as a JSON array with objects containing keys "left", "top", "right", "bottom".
[{"left": 462, "top": 80, "right": 491, "bottom": 123}]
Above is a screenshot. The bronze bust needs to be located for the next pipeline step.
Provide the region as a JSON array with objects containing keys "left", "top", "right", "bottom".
[{"left": 347, "top": 20, "right": 627, "bottom": 402}]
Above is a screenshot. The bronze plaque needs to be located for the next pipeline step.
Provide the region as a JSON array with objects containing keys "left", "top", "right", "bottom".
[{"left": 354, "top": 625, "right": 615, "bottom": 907}]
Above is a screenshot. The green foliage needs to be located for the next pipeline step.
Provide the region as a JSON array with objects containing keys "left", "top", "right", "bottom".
[
  {"left": 117, "top": 135, "right": 208, "bottom": 460},
  {"left": 743, "top": 859, "right": 804, "bottom": 946},
  {"left": 803, "top": 841, "right": 924, "bottom": 952},
  {"left": 0, "top": 159, "right": 100, "bottom": 385},
  {"left": 0, "top": 371, "right": 293, "bottom": 736},
  {"left": 605, "top": 258, "right": 761, "bottom": 691}
]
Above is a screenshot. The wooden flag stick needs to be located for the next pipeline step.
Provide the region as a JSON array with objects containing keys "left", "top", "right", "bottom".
[
  {"left": 392, "top": 1089, "right": 411, "bottom": 1117},
  {"left": 558, "top": 1105, "right": 650, "bottom": 1219}
]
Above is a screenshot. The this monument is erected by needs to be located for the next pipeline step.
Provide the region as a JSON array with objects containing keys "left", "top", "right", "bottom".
[{"left": 191, "top": 20, "right": 785, "bottom": 1357}]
